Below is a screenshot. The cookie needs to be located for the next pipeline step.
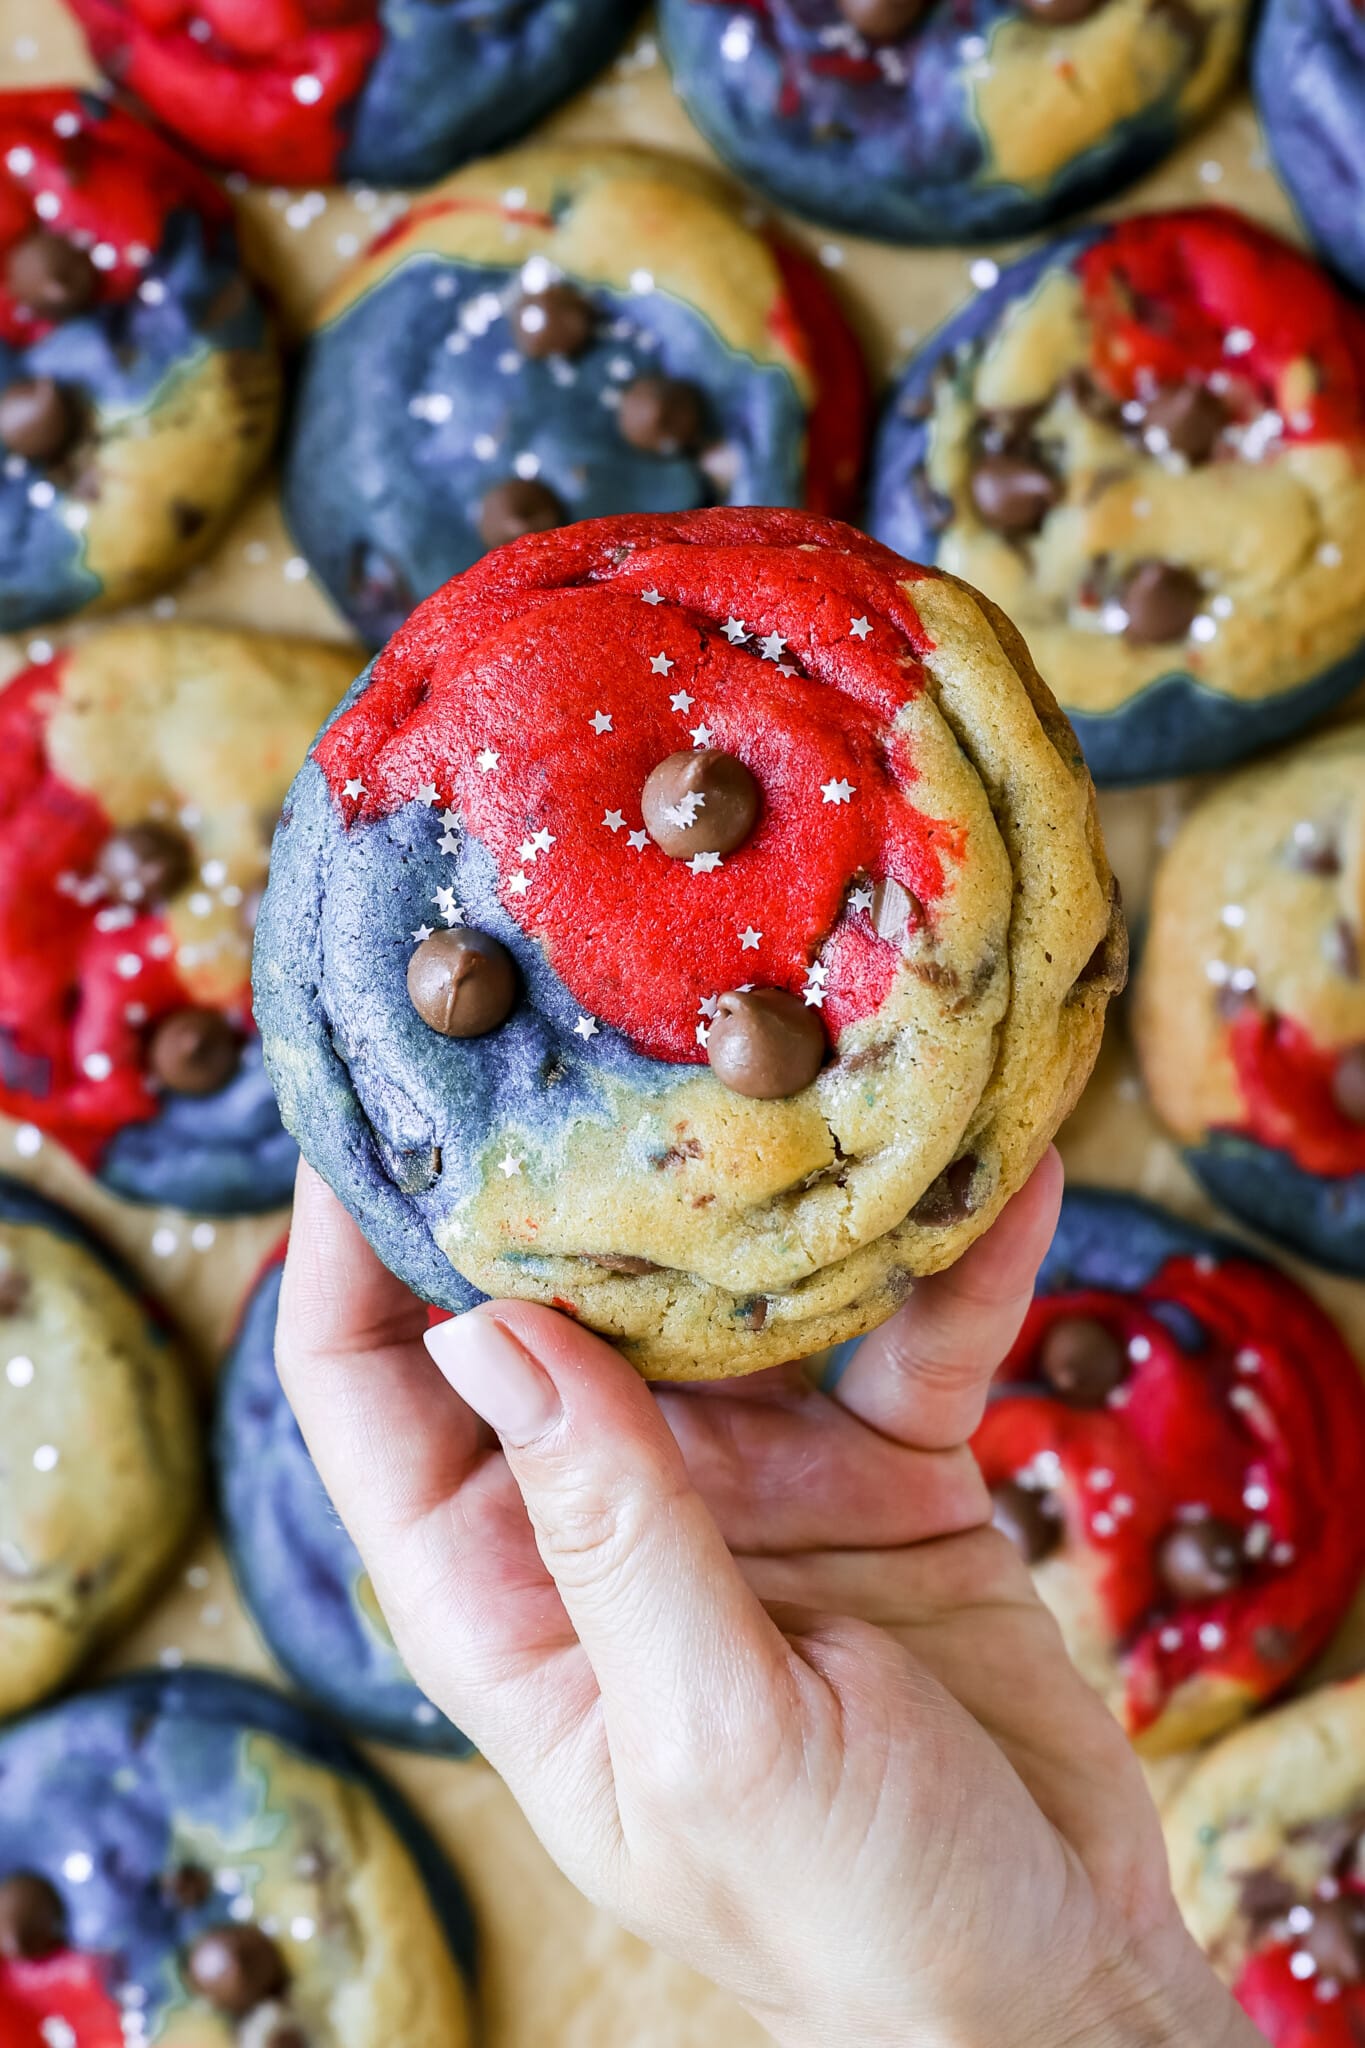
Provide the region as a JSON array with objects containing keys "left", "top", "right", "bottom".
[
  {"left": 0, "top": 1667, "right": 476, "bottom": 2048},
  {"left": 254, "top": 506, "right": 1124, "bottom": 1379},
  {"left": 658, "top": 0, "right": 1246, "bottom": 245},
  {"left": 0, "top": 89, "right": 280, "bottom": 634},
  {"left": 283, "top": 144, "right": 871, "bottom": 648},
  {"left": 0, "top": 625, "right": 355, "bottom": 1214},
  {"left": 1165, "top": 1676, "right": 1365, "bottom": 2044},
  {"left": 217, "top": 1246, "right": 472, "bottom": 1757},
  {"left": 0, "top": 1174, "right": 199, "bottom": 1721},
  {"left": 64, "top": 0, "right": 639, "bottom": 188},
  {"left": 1134, "top": 720, "right": 1365, "bottom": 1276},
  {"left": 867, "top": 208, "right": 1365, "bottom": 784},
  {"left": 1254, "top": 0, "right": 1365, "bottom": 297},
  {"left": 973, "top": 1188, "right": 1365, "bottom": 1756}
]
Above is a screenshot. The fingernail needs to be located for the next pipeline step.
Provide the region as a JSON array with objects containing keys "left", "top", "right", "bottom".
[{"left": 424, "top": 1309, "right": 561, "bottom": 1445}]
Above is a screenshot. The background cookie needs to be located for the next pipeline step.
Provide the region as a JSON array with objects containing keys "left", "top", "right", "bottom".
[
  {"left": 1165, "top": 1675, "right": 1365, "bottom": 2044},
  {"left": 0, "top": 89, "right": 280, "bottom": 632},
  {"left": 284, "top": 144, "right": 870, "bottom": 648},
  {"left": 868, "top": 208, "right": 1365, "bottom": 783},
  {"left": 217, "top": 1245, "right": 471, "bottom": 1757},
  {"left": 0, "top": 1667, "right": 476, "bottom": 2047},
  {"left": 974, "top": 1188, "right": 1365, "bottom": 1754},
  {"left": 1135, "top": 720, "right": 1365, "bottom": 1276},
  {"left": 255, "top": 507, "right": 1123, "bottom": 1378},
  {"left": 659, "top": 0, "right": 1247, "bottom": 244},
  {"left": 1254, "top": 0, "right": 1365, "bottom": 297},
  {"left": 0, "top": 1173, "right": 199, "bottom": 1720},
  {"left": 64, "top": 0, "right": 640, "bottom": 188},
  {"left": 0, "top": 624, "right": 355, "bottom": 1213}
]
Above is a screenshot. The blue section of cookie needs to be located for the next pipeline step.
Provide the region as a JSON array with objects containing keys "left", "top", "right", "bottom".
[
  {"left": 1184, "top": 1132, "right": 1365, "bottom": 1279},
  {"left": 1254, "top": 0, "right": 1365, "bottom": 296},
  {"left": 97, "top": 1037, "right": 297, "bottom": 1217}
]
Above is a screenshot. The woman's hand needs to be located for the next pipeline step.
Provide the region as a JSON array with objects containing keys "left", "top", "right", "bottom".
[{"left": 277, "top": 1154, "right": 1263, "bottom": 2048}]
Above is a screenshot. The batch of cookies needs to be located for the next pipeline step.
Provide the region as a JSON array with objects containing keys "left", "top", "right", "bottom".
[{"left": 1, "top": 0, "right": 1365, "bottom": 2041}]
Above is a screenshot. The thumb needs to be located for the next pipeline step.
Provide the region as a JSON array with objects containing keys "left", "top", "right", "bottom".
[{"left": 423, "top": 1302, "right": 790, "bottom": 1767}]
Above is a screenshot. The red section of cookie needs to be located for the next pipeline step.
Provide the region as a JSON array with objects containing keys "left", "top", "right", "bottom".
[
  {"left": 1224, "top": 1008, "right": 1365, "bottom": 1178},
  {"left": 62, "top": 0, "right": 381, "bottom": 187},
  {"left": 1078, "top": 207, "right": 1365, "bottom": 447},
  {"left": 975, "top": 1253, "right": 1365, "bottom": 1739},
  {"left": 1236, "top": 1940, "right": 1365, "bottom": 2046},
  {"left": 0, "top": 88, "right": 232, "bottom": 348},
  {"left": 763, "top": 234, "right": 871, "bottom": 519},
  {"left": 316, "top": 510, "right": 957, "bottom": 1063},
  {"left": 0, "top": 1951, "right": 124, "bottom": 2048}
]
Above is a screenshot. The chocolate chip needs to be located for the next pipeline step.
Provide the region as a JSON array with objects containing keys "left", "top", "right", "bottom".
[
  {"left": 1237, "top": 1867, "right": 1298, "bottom": 1927},
  {"left": 1287, "top": 827, "right": 1341, "bottom": 876},
  {"left": 968, "top": 451, "right": 1060, "bottom": 536},
  {"left": 1037, "top": 1315, "right": 1126, "bottom": 1407},
  {"left": 737, "top": 1295, "right": 768, "bottom": 1331},
  {"left": 0, "top": 1262, "right": 28, "bottom": 1315},
  {"left": 1016, "top": 0, "right": 1107, "bottom": 17},
  {"left": 147, "top": 1008, "right": 242, "bottom": 1096},
  {"left": 1119, "top": 560, "right": 1202, "bottom": 644},
  {"left": 171, "top": 499, "right": 207, "bottom": 540},
  {"left": 1142, "top": 381, "right": 1227, "bottom": 464},
  {"left": 618, "top": 376, "right": 706, "bottom": 457},
  {"left": 0, "top": 1872, "right": 66, "bottom": 1960},
  {"left": 910, "top": 1155, "right": 978, "bottom": 1225},
  {"left": 1065, "top": 369, "right": 1122, "bottom": 426},
  {"left": 164, "top": 1862, "right": 214, "bottom": 1909},
  {"left": 97, "top": 822, "right": 193, "bottom": 905},
  {"left": 407, "top": 929, "right": 516, "bottom": 1038},
  {"left": 375, "top": 1136, "right": 442, "bottom": 1195},
  {"left": 991, "top": 1481, "right": 1062, "bottom": 1563},
  {"left": 641, "top": 749, "right": 759, "bottom": 858},
  {"left": 1300, "top": 1899, "right": 1365, "bottom": 1984},
  {"left": 512, "top": 283, "right": 594, "bottom": 359},
  {"left": 837, "top": 0, "right": 928, "bottom": 35},
  {"left": 1333, "top": 1047, "right": 1365, "bottom": 1124},
  {"left": 1252, "top": 1624, "right": 1298, "bottom": 1665},
  {"left": 1156, "top": 1514, "right": 1245, "bottom": 1602},
  {"left": 478, "top": 477, "right": 565, "bottom": 550},
  {"left": 6, "top": 231, "right": 97, "bottom": 319},
  {"left": 705, "top": 989, "right": 825, "bottom": 1099},
  {"left": 185, "top": 1924, "right": 288, "bottom": 2015},
  {"left": 585, "top": 1253, "right": 662, "bottom": 1274},
  {"left": 0, "top": 377, "right": 77, "bottom": 463},
  {"left": 870, "top": 877, "right": 920, "bottom": 943},
  {"left": 1327, "top": 920, "right": 1360, "bottom": 979},
  {"left": 973, "top": 404, "right": 1045, "bottom": 455}
]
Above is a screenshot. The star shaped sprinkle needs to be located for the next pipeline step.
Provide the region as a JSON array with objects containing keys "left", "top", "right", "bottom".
[
  {"left": 590, "top": 710, "right": 613, "bottom": 734},
  {"left": 666, "top": 791, "right": 704, "bottom": 828},
  {"left": 821, "top": 779, "right": 855, "bottom": 805},
  {"left": 342, "top": 778, "right": 365, "bottom": 799},
  {"left": 690, "top": 724, "right": 714, "bottom": 748},
  {"left": 530, "top": 828, "right": 555, "bottom": 855},
  {"left": 573, "top": 1015, "right": 599, "bottom": 1039},
  {"left": 850, "top": 616, "right": 871, "bottom": 639},
  {"left": 848, "top": 884, "right": 874, "bottom": 916},
  {"left": 650, "top": 652, "right": 674, "bottom": 675},
  {"left": 695, "top": 1021, "right": 711, "bottom": 1048},
  {"left": 690, "top": 850, "right": 722, "bottom": 874},
  {"left": 627, "top": 829, "right": 648, "bottom": 851},
  {"left": 508, "top": 870, "right": 530, "bottom": 895},
  {"left": 440, "top": 807, "right": 461, "bottom": 830},
  {"left": 760, "top": 633, "right": 786, "bottom": 662},
  {"left": 438, "top": 830, "right": 461, "bottom": 856},
  {"left": 411, "top": 924, "right": 434, "bottom": 943},
  {"left": 699, "top": 993, "right": 720, "bottom": 1018},
  {"left": 416, "top": 781, "right": 440, "bottom": 805},
  {"left": 739, "top": 927, "right": 762, "bottom": 950},
  {"left": 476, "top": 748, "right": 499, "bottom": 772},
  {"left": 519, "top": 838, "right": 539, "bottom": 862},
  {"left": 499, "top": 1153, "right": 524, "bottom": 1178},
  {"left": 603, "top": 810, "right": 625, "bottom": 833},
  {"left": 803, "top": 985, "right": 827, "bottom": 1008},
  {"left": 806, "top": 961, "right": 829, "bottom": 986},
  {"left": 641, "top": 588, "right": 663, "bottom": 605},
  {"left": 670, "top": 690, "right": 694, "bottom": 715},
  {"left": 432, "top": 886, "right": 463, "bottom": 925},
  {"left": 722, "top": 618, "right": 747, "bottom": 643}
]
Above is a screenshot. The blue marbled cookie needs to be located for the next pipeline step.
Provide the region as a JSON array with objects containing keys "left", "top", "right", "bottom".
[{"left": 1254, "top": 0, "right": 1365, "bottom": 295}]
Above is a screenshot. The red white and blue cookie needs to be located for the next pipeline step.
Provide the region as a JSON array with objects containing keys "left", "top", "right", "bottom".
[
  {"left": 974, "top": 1188, "right": 1365, "bottom": 1755},
  {"left": 1135, "top": 720, "right": 1365, "bottom": 1278},
  {"left": 1255, "top": 0, "right": 1365, "bottom": 297},
  {"left": 0, "top": 626, "right": 354, "bottom": 1215},
  {"left": 867, "top": 208, "right": 1365, "bottom": 784},
  {"left": 283, "top": 144, "right": 870, "bottom": 649},
  {"left": 216, "top": 1243, "right": 470, "bottom": 1756},
  {"left": 659, "top": 0, "right": 1247, "bottom": 244},
  {"left": 64, "top": 0, "right": 640, "bottom": 188},
  {"left": 1167, "top": 1677, "right": 1365, "bottom": 2046},
  {"left": 0, "top": 89, "right": 279, "bottom": 633},
  {"left": 0, "top": 1668, "right": 475, "bottom": 2048},
  {"left": 254, "top": 507, "right": 1124, "bottom": 1378}
]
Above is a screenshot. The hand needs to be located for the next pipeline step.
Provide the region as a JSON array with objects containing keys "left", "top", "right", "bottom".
[{"left": 277, "top": 1155, "right": 1264, "bottom": 2048}]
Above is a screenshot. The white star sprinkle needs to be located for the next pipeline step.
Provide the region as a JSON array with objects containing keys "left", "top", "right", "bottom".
[
  {"left": 670, "top": 689, "right": 694, "bottom": 714},
  {"left": 432, "top": 887, "right": 463, "bottom": 925},
  {"left": 590, "top": 710, "right": 613, "bottom": 734},
  {"left": 476, "top": 748, "right": 499, "bottom": 772},
  {"left": 573, "top": 1015, "right": 600, "bottom": 1039},
  {"left": 690, "top": 724, "right": 714, "bottom": 748},
  {"left": 803, "top": 985, "right": 827, "bottom": 1008},
  {"left": 690, "top": 850, "right": 723, "bottom": 874},
  {"left": 498, "top": 1153, "right": 524, "bottom": 1178},
  {"left": 806, "top": 961, "right": 829, "bottom": 986},
  {"left": 722, "top": 618, "right": 748, "bottom": 643},
  {"left": 739, "top": 927, "right": 762, "bottom": 950},
  {"left": 342, "top": 778, "right": 365, "bottom": 799},
  {"left": 438, "top": 830, "right": 461, "bottom": 856},
  {"left": 641, "top": 588, "right": 664, "bottom": 605},
  {"left": 821, "top": 779, "right": 855, "bottom": 805},
  {"left": 695, "top": 1021, "right": 711, "bottom": 1048},
  {"left": 416, "top": 782, "right": 440, "bottom": 806},
  {"left": 507, "top": 870, "right": 530, "bottom": 895},
  {"left": 850, "top": 616, "right": 871, "bottom": 639},
  {"left": 627, "top": 829, "right": 648, "bottom": 851},
  {"left": 411, "top": 924, "right": 434, "bottom": 943},
  {"left": 530, "top": 828, "right": 555, "bottom": 854},
  {"left": 848, "top": 884, "right": 874, "bottom": 915},
  {"left": 519, "top": 839, "right": 538, "bottom": 862},
  {"left": 650, "top": 652, "right": 674, "bottom": 675},
  {"left": 603, "top": 810, "right": 625, "bottom": 833},
  {"left": 760, "top": 633, "right": 786, "bottom": 662},
  {"left": 699, "top": 994, "right": 720, "bottom": 1018},
  {"left": 440, "top": 807, "right": 460, "bottom": 830}
]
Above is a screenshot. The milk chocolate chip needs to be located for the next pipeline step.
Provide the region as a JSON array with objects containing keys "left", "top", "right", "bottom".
[
  {"left": 148, "top": 1008, "right": 242, "bottom": 1096},
  {"left": 641, "top": 749, "right": 759, "bottom": 858},
  {"left": 6, "top": 231, "right": 97, "bottom": 320},
  {"left": 0, "top": 1261, "right": 28, "bottom": 1315},
  {"left": 1119, "top": 561, "right": 1202, "bottom": 644},
  {"left": 0, "top": 377, "right": 77, "bottom": 463},
  {"left": 0, "top": 1872, "right": 66, "bottom": 1960},
  {"left": 185, "top": 1924, "right": 288, "bottom": 2015},
  {"left": 910, "top": 1154, "right": 978, "bottom": 1225},
  {"left": 408, "top": 929, "right": 516, "bottom": 1038},
  {"left": 512, "top": 283, "right": 594, "bottom": 360},
  {"left": 1037, "top": 1315, "right": 1125, "bottom": 1407},
  {"left": 97, "top": 821, "right": 193, "bottom": 905},
  {"left": 1332, "top": 1047, "right": 1365, "bottom": 1124},
  {"left": 969, "top": 451, "right": 1060, "bottom": 536},
  {"left": 479, "top": 478, "right": 565, "bottom": 549},
  {"left": 837, "top": 0, "right": 928, "bottom": 35},
  {"left": 991, "top": 1481, "right": 1062, "bottom": 1563},
  {"left": 618, "top": 376, "right": 706, "bottom": 457},
  {"left": 706, "top": 989, "right": 825, "bottom": 1099},
  {"left": 1143, "top": 381, "right": 1227, "bottom": 464},
  {"left": 1157, "top": 1514, "right": 1245, "bottom": 1602},
  {"left": 1300, "top": 1899, "right": 1365, "bottom": 1984}
]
